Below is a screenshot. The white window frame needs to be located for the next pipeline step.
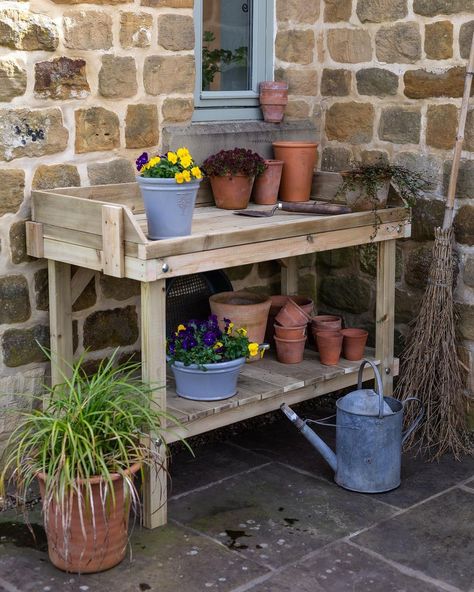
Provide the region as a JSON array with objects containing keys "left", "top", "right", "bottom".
[{"left": 193, "top": 0, "right": 274, "bottom": 122}]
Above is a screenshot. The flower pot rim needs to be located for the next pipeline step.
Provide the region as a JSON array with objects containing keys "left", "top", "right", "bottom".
[
  {"left": 315, "top": 330, "right": 342, "bottom": 337},
  {"left": 136, "top": 176, "right": 202, "bottom": 186},
  {"left": 274, "top": 335, "right": 307, "bottom": 343},
  {"left": 37, "top": 461, "right": 142, "bottom": 487},
  {"left": 311, "top": 314, "right": 341, "bottom": 322},
  {"left": 274, "top": 322, "right": 307, "bottom": 330},
  {"left": 209, "top": 290, "right": 271, "bottom": 307},
  {"left": 170, "top": 357, "right": 246, "bottom": 370},
  {"left": 259, "top": 80, "right": 288, "bottom": 89},
  {"left": 341, "top": 328, "right": 369, "bottom": 337},
  {"left": 272, "top": 141, "right": 318, "bottom": 148}
]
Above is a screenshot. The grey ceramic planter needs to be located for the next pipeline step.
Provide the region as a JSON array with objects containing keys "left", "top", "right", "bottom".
[
  {"left": 137, "top": 176, "right": 201, "bottom": 240},
  {"left": 170, "top": 357, "right": 246, "bottom": 401}
]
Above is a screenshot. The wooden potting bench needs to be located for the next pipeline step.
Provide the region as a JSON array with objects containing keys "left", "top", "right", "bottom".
[{"left": 26, "top": 174, "right": 410, "bottom": 529}]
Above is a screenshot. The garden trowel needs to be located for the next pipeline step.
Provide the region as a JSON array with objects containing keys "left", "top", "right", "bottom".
[{"left": 234, "top": 202, "right": 351, "bottom": 217}]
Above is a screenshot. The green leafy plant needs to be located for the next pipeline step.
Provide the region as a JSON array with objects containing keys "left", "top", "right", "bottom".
[
  {"left": 202, "top": 148, "right": 266, "bottom": 178},
  {"left": 202, "top": 31, "right": 248, "bottom": 90},
  {"left": 136, "top": 147, "right": 202, "bottom": 183}
]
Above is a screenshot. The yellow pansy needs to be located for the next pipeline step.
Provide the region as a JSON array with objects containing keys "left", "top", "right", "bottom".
[
  {"left": 225, "top": 322, "right": 234, "bottom": 334},
  {"left": 148, "top": 156, "right": 161, "bottom": 167},
  {"left": 237, "top": 327, "right": 247, "bottom": 337},
  {"left": 175, "top": 172, "right": 185, "bottom": 184},
  {"left": 191, "top": 166, "right": 202, "bottom": 179},
  {"left": 182, "top": 169, "right": 191, "bottom": 182},
  {"left": 213, "top": 341, "right": 223, "bottom": 350},
  {"left": 167, "top": 152, "right": 178, "bottom": 164},
  {"left": 177, "top": 324, "right": 186, "bottom": 332},
  {"left": 177, "top": 147, "right": 190, "bottom": 159},
  {"left": 248, "top": 343, "right": 259, "bottom": 357},
  {"left": 180, "top": 155, "right": 192, "bottom": 169}
]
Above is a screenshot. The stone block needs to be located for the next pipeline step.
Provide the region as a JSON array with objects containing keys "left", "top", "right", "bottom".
[
  {"left": 327, "top": 29, "right": 372, "bottom": 63},
  {"left": 275, "top": 69, "right": 318, "bottom": 96},
  {"left": 0, "top": 169, "right": 24, "bottom": 216},
  {"left": 414, "top": 0, "right": 474, "bottom": 16},
  {"left": 225, "top": 265, "right": 253, "bottom": 282},
  {"left": 404, "top": 67, "right": 470, "bottom": 99},
  {"left": 63, "top": 11, "right": 112, "bottom": 50},
  {"left": 326, "top": 102, "right": 374, "bottom": 143},
  {"left": 379, "top": 107, "right": 421, "bottom": 144},
  {"left": 404, "top": 243, "right": 433, "bottom": 288},
  {"left": 321, "top": 147, "right": 352, "bottom": 171},
  {"left": 426, "top": 104, "right": 457, "bottom": 150},
  {"left": 318, "top": 247, "right": 355, "bottom": 268},
  {"left": 361, "top": 150, "right": 389, "bottom": 165},
  {"left": 125, "top": 104, "right": 159, "bottom": 149},
  {"left": 34, "top": 57, "right": 89, "bottom": 100},
  {"left": 454, "top": 205, "right": 474, "bottom": 246},
  {"left": 257, "top": 260, "right": 280, "bottom": 279},
  {"left": 9, "top": 221, "right": 32, "bottom": 264},
  {"left": 443, "top": 160, "right": 474, "bottom": 199},
  {"left": 2, "top": 325, "right": 50, "bottom": 367},
  {"left": 72, "top": 276, "right": 96, "bottom": 312},
  {"left": 99, "top": 55, "right": 137, "bottom": 99},
  {"left": 356, "top": 68, "right": 398, "bottom": 97},
  {"left": 285, "top": 100, "right": 311, "bottom": 120},
  {"left": 425, "top": 21, "right": 453, "bottom": 60},
  {"left": 275, "top": 30, "right": 315, "bottom": 65},
  {"left": 324, "top": 0, "right": 352, "bottom": 22},
  {"left": 277, "top": 0, "right": 320, "bottom": 22},
  {"left": 87, "top": 158, "right": 135, "bottom": 185},
  {"left": 463, "top": 256, "right": 474, "bottom": 287},
  {"left": 458, "top": 303, "right": 474, "bottom": 340},
  {"left": 393, "top": 151, "right": 441, "bottom": 190},
  {"left": 376, "top": 23, "right": 421, "bottom": 64},
  {"left": 465, "top": 109, "right": 474, "bottom": 152},
  {"left": 0, "top": 108, "right": 68, "bottom": 162},
  {"left": 0, "top": 9, "right": 58, "bottom": 50},
  {"left": 120, "top": 12, "right": 152, "bottom": 48},
  {"left": 75, "top": 107, "right": 120, "bottom": 153},
  {"left": 34, "top": 268, "right": 48, "bottom": 311},
  {"left": 357, "top": 0, "right": 407, "bottom": 22},
  {"left": 83, "top": 306, "right": 139, "bottom": 351},
  {"left": 100, "top": 275, "right": 140, "bottom": 300},
  {"left": 141, "top": 0, "right": 193, "bottom": 5},
  {"left": 395, "top": 286, "right": 422, "bottom": 324},
  {"left": 0, "top": 275, "right": 30, "bottom": 324},
  {"left": 144, "top": 55, "right": 195, "bottom": 95},
  {"left": 319, "top": 274, "right": 372, "bottom": 313},
  {"left": 410, "top": 198, "right": 445, "bottom": 241},
  {"left": 158, "top": 14, "right": 194, "bottom": 50},
  {"left": 162, "top": 98, "right": 194, "bottom": 123},
  {"left": 321, "top": 69, "right": 351, "bottom": 96},
  {"left": 32, "top": 164, "right": 80, "bottom": 190},
  {"left": 460, "top": 21, "right": 474, "bottom": 59},
  {"left": 0, "top": 60, "right": 26, "bottom": 101}
]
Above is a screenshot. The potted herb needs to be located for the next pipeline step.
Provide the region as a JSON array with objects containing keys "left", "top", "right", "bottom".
[
  {"left": 136, "top": 148, "right": 202, "bottom": 240},
  {"left": 336, "top": 161, "right": 431, "bottom": 212},
  {"left": 0, "top": 351, "right": 179, "bottom": 574},
  {"left": 202, "top": 148, "right": 266, "bottom": 210},
  {"left": 167, "top": 315, "right": 262, "bottom": 401}
]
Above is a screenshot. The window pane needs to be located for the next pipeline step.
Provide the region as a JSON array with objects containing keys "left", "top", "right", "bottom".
[{"left": 202, "top": 0, "right": 252, "bottom": 92}]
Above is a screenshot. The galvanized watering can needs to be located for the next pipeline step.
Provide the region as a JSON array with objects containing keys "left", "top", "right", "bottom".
[{"left": 281, "top": 360, "right": 424, "bottom": 493}]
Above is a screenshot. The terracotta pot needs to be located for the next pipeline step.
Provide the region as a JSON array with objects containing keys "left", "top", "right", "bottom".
[
  {"left": 209, "top": 291, "right": 271, "bottom": 362},
  {"left": 311, "top": 315, "right": 342, "bottom": 332},
  {"left": 274, "top": 335, "right": 307, "bottom": 364},
  {"left": 272, "top": 141, "right": 318, "bottom": 202},
  {"left": 275, "top": 298, "right": 311, "bottom": 327},
  {"left": 341, "top": 173, "right": 390, "bottom": 212},
  {"left": 252, "top": 160, "right": 284, "bottom": 205},
  {"left": 209, "top": 174, "right": 255, "bottom": 210},
  {"left": 266, "top": 295, "right": 314, "bottom": 344},
  {"left": 38, "top": 463, "right": 141, "bottom": 573},
  {"left": 274, "top": 323, "right": 307, "bottom": 340},
  {"left": 341, "top": 328, "right": 369, "bottom": 361},
  {"left": 316, "top": 330, "right": 343, "bottom": 366},
  {"left": 259, "top": 81, "right": 288, "bottom": 123}
]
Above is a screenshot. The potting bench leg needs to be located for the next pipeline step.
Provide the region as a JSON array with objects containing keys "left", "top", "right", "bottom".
[
  {"left": 48, "top": 260, "right": 73, "bottom": 385},
  {"left": 376, "top": 239, "right": 396, "bottom": 395},
  {"left": 281, "top": 257, "right": 298, "bottom": 295},
  {"left": 141, "top": 279, "right": 167, "bottom": 529}
]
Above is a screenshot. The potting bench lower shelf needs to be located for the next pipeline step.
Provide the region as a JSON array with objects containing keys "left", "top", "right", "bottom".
[{"left": 25, "top": 173, "right": 410, "bottom": 530}]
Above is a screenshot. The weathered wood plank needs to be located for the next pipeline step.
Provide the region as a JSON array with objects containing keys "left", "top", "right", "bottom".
[
  {"left": 376, "top": 240, "right": 396, "bottom": 395},
  {"left": 25, "top": 222, "right": 44, "bottom": 258},
  {"left": 71, "top": 268, "right": 95, "bottom": 306},
  {"left": 102, "top": 205, "right": 125, "bottom": 278},
  {"left": 48, "top": 261, "right": 73, "bottom": 385}
]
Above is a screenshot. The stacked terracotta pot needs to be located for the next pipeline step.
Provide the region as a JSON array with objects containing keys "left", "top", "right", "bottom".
[
  {"left": 311, "top": 315, "right": 369, "bottom": 366},
  {"left": 273, "top": 297, "right": 313, "bottom": 364}
]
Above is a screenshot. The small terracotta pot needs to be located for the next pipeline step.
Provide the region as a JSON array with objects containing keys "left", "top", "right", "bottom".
[
  {"left": 341, "top": 328, "right": 369, "bottom": 361},
  {"left": 209, "top": 174, "right": 255, "bottom": 210},
  {"left": 272, "top": 141, "right": 318, "bottom": 202},
  {"left": 275, "top": 298, "right": 311, "bottom": 327},
  {"left": 252, "top": 160, "right": 284, "bottom": 205},
  {"left": 316, "top": 330, "right": 343, "bottom": 366},
  {"left": 274, "top": 323, "right": 307, "bottom": 340},
  {"left": 311, "top": 315, "right": 342, "bottom": 332},
  {"left": 274, "top": 335, "right": 307, "bottom": 364},
  {"left": 259, "top": 81, "right": 288, "bottom": 123},
  {"left": 266, "top": 295, "right": 314, "bottom": 343}
]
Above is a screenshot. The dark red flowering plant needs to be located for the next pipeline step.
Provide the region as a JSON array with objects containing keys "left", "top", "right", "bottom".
[
  {"left": 202, "top": 148, "right": 266, "bottom": 178},
  {"left": 167, "top": 316, "right": 259, "bottom": 367}
]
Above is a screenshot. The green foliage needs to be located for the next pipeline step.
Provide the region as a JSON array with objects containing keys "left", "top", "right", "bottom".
[{"left": 202, "top": 31, "right": 248, "bottom": 90}]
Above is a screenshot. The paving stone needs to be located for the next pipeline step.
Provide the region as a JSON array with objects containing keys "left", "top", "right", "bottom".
[
  {"left": 248, "top": 541, "right": 442, "bottom": 592},
  {"left": 353, "top": 488, "right": 474, "bottom": 591},
  {"left": 170, "top": 463, "right": 395, "bottom": 568}
]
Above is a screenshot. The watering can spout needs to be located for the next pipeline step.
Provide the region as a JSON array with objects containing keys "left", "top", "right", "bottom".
[{"left": 280, "top": 404, "right": 337, "bottom": 473}]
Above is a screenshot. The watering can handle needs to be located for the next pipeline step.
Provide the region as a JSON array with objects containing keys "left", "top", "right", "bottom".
[
  {"left": 402, "top": 397, "right": 424, "bottom": 444},
  {"left": 357, "top": 359, "right": 385, "bottom": 419}
]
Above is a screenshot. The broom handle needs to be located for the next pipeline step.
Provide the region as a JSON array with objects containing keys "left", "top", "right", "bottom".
[{"left": 443, "top": 34, "right": 474, "bottom": 230}]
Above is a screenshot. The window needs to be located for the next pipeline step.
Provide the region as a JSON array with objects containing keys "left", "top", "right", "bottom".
[{"left": 193, "top": 0, "right": 274, "bottom": 121}]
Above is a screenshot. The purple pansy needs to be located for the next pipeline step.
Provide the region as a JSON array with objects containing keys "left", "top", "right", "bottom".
[
  {"left": 136, "top": 152, "right": 148, "bottom": 171},
  {"left": 203, "top": 331, "right": 217, "bottom": 346}
]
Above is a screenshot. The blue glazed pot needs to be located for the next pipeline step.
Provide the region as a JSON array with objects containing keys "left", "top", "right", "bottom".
[
  {"left": 136, "top": 176, "right": 201, "bottom": 240},
  {"left": 170, "top": 357, "right": 246, "bottom": 401}
]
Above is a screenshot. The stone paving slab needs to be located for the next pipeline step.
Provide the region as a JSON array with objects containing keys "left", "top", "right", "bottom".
[
  {"left": 246, "top": 542, "right": 445, "bottom": 592},
  {"left": 352, "top": 488, "right": 474, "bottom": 591},
  {"left": 170, "top": 462, "right": 396, "bottom": 569}
]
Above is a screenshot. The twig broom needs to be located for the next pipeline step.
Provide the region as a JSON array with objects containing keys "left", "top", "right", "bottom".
[{"left": 395, "top": 35, "right": 474, "bottom": 460}]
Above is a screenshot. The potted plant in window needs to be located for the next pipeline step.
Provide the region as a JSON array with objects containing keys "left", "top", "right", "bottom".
[
  {"left": 0, "top": 351, "right": 180, "bottom": 574},
  {"left": 167, "top": 315, "right": 262, "bottom": 401},
  {"left": 202, "top": 148, "right": 266, "bottom": 210},
  {"left": 136, "top": 148, "right": 203, "bottom": 240}
]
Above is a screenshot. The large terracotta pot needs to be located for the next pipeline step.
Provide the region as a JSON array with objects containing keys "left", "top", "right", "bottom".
[
  {"left": 209, "top": 174, "right": 255, "bottom": 210},
  {"left": 38, "top": 463, "right": 141, "bottom": 573},
  {"left": 252, "top": 160, "right": 284, "bottom": 205},
  {"left": 209, "top": 291, "right": 271, "bottom": 361},
  {"left": 259, "top": 81, "right": 288, "bottom": 123},
  {"left": 275, "top": 335, "right": 307, "bottom": 364},
  {"left": 272, "top": 141, "right": 318, "bottom": 202}
]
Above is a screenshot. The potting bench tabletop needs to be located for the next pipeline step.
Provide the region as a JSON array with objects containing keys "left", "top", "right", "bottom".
[{"left": 26, "top": 174, "right": 411, "bottom": 529}]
